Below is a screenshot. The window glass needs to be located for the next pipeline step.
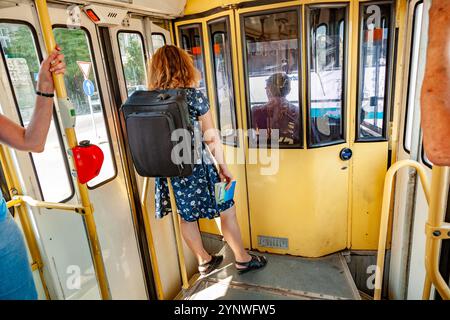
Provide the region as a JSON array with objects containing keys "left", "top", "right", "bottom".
[
  {"left": 0, "top": 23, "right": 73, "bottom": 202},
  {"left": 151, "top": 33, "right": 166, "bottom": 52},
  {"left": 178, "top": 25, "right": 208, "bottom": 96},
  {"left": 118, "top": 32, "right": 147, "bottom": 97},
  {"left": 308, "top": 7, "right": 346, "bottom": 146},
  {"left": 54, "top": 28, "right": 115, "bottom": 188},
  {"left": 404, "top": 2, "right": 423, "bottom": 153},
  {"left": 357, "top": 3, "right": 392, "bottom": 140},
  {"left": 243, "top": 10, "right": 302, "bottom": 147},
  {"left": 208, "top": 18, "right": 238, "bottom": 145}
]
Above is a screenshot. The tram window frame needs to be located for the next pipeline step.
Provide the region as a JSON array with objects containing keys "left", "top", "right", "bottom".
[
  {"left": 240, "top": 6, "right": 304, "bottom": 149},
  {"left": 305, "top": 4, "right": 348, "bottom": 148},
  {"left": 177, "top": 23, "right": 209, "bottom": 98},
  {"left": 53, "top": 25, "right": 118, "bottom": 190},
  {"left": 421, "top": 144, "right": 432, "bottom": 169},
  {"left": 355, "top": 1, "right": 395, "bottom": 143},
  {"left": 403, "top": 0, "right": 423, "bottom": 154},
  {"left": 207, "top": 16, "right": 239, "bottom": 147},
  {"left": 0, "top": 20, "right": 75, "bottom": 203},
  {"left": 151, "top": 32, "right": 166, "bottom": 52},
  {"left": 117, "top": 31, "right": 148, "bottom": 97}
]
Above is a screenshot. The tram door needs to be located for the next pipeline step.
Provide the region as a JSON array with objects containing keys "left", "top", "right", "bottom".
[
  {"left": 237, "top": 4, "right": 349, "bottom": 257},
  {"left": 235, "top": 2, "right": 394, "bottom": 257},
  {"left": 109, "top": 17, "right": 200, "bottom": 297},
  {"left": 0, "top": 2, "right": 147, "bottom": 299},
  {"left": 174, "top": 1, "right": 394, "bottom": 257}
]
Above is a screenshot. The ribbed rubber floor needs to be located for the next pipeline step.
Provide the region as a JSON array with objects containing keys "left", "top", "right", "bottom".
[{"left": 177, "top": 239, "right": 361, "bottom": 300}]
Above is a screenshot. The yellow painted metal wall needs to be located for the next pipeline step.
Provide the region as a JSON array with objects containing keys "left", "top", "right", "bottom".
[{"left": 184, "top": 0, "right": 253, "bottom": 15}]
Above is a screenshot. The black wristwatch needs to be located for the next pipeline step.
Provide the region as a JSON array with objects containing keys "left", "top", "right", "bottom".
[{"left": 36, "top": 90, "right": 55, "bottom": 98}]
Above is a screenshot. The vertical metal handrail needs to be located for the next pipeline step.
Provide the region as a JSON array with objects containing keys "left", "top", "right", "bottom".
[
  {"left": 140, "top": 177, "right": 165, "bottom": 299},
  {"left": 422, "top": 166, "right": 450, "bottom": 300},
  {"left": 35, "top": 0, "right": 110, "bottom": 299},
  {"left": 374, "top": 160, "right": 430, "bottom": 300},
  {"left": 167, "top": 178, "right": 190, "bottom": 289}
]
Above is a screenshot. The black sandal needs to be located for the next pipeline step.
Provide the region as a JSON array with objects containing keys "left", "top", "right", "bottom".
[
  {"left": 198, "top": 254, "right": 223, "bottom": 276},
  {"left": 235, "top": 254, "right": 267, "bottom": 274}
]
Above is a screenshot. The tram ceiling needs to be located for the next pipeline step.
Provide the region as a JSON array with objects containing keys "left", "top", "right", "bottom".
[{"left": 40, "top": 0, "right": 186, "bottom": 18}]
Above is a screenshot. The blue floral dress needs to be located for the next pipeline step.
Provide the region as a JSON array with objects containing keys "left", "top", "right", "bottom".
[{"left": 155, "top": 88, "right": 234, "bottom": 222}]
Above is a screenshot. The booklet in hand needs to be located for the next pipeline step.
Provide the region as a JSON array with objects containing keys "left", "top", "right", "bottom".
[{"left": 215, "top": 180, "right": 236, "bottom": 204}]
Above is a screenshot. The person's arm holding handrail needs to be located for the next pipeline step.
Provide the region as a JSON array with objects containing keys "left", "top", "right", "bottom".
[
  {"left": 0, "top": 47, "right": 65, "bottom": 152},
  {"left": 420, "top": 0, "right": 450, "bottom": 166}
]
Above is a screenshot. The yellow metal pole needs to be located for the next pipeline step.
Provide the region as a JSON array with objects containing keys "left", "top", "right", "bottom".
[
  {"left": 422, "top": 274, "right": 432, "bottom": 300},
  {"left": 10, "top": 196, "right": 83, "bottom": 212},
  {"left": 0, "top": 145, "right": 51, "bottom": 299},
  {"left": 35, "top": 0, "right": 111, "bottom": 300},
  {"left": 374, "top": 160, "right": 430, "bottom": 300},
  {"left": 6, "top": 198, "right": 23, "bottom": 209},
  {"left": 167, "top": 178, "right": 189, "bottom": 289},
  {"left": 140, "top": 177, "right": 165, "bottom": 300},
  {"left": 423, "top": 166, "right": 450, "bottom": 300}
]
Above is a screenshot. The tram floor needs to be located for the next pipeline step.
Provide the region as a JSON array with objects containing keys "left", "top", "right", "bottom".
[{"left": 176, "top": 234, "right": 361, "bottom": 300}]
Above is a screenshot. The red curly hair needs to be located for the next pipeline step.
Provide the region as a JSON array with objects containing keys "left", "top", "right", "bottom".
[{"left": 148, "top": 45, "right": 200, "bottom": 90}]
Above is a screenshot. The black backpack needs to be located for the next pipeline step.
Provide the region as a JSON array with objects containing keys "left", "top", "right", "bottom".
[{"left": 121, "top": 89, "right": 194, "bottom": 177}]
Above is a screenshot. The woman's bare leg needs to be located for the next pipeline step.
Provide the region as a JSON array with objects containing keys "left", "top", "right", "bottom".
[
  {"left": 219, "top": 205, "right": 251, "bottom": 266},
  {"left": 179, "top": 219, "right": 211, "bottom": 265}
]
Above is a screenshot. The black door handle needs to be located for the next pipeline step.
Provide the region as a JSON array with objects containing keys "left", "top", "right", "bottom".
[{"left": 340, "top": 148, "right": 353, "bottom": 161}]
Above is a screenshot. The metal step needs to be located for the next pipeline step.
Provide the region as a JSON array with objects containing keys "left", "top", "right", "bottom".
[{"left": 176, "top": 242, "right": 361, "bottom": 300}]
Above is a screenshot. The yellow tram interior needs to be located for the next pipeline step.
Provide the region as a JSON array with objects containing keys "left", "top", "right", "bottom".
[{"left": 0, "top": 0, "right": 449, "bottom": 300}]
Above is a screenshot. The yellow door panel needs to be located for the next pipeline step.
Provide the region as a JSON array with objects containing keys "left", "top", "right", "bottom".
[
  {"left": 198, "top": 217, "right": 221, "bottom": 235},
  {"left": 247, "top": 145, "right": 349, "bottom": 257},
  {"left": 351, "top": 142, "right": 388, "bottom": 250}
]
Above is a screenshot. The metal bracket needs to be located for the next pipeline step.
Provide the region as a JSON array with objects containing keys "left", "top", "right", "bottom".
[
  {"left": 425, "top": 223, "right": 450, "bottom": 240},
  {"left": 122, "top": 15, "right": 130, "bottom": 27}
]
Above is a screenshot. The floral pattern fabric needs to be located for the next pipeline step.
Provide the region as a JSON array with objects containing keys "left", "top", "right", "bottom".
[{"left": 155, "top": 88, "right": 234, "bottom": 222}]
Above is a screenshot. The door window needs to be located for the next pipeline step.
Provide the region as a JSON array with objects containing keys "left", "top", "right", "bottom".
[
  {"left": 54, "top": 27, "right": 116, "bottom": 188},
  {"left": 243, "top": 10, "right": 302, "bottom": 148},
  {"left": 178, "top": 24, "right": 208, "bottom": 96},
  {"left": 307, "top": 6, "right": 347, "bottom": 147},
  {"left": 0, "top": 22, "right": 73, "bottom": 202},
  {"left": 151, "top": 33, "right": 166, "bottom": 52},
  {"left": 208, "top": 18, "right": 238, "bottom": 146},
  {"left": 357, "top": 3, "right": 393, "bottom": 141},
  {"left": 404, "top": 2, "right": 423, "bottom": 153},
  {"left": 118, "top": 32, "right": 147, "bottom": 96}
]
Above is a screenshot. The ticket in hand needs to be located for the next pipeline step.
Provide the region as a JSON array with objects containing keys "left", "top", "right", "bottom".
[{"left": 214, "top": 180, "right": 236, "bottom": 204}]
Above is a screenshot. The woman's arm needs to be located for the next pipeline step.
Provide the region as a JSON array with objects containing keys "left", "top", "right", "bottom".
[
  {"left": 0, "top": 48, "right": 65, "bottom": 153},
  {"left": 199, "top": 110, "right": 234, "bottom": 188}
]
